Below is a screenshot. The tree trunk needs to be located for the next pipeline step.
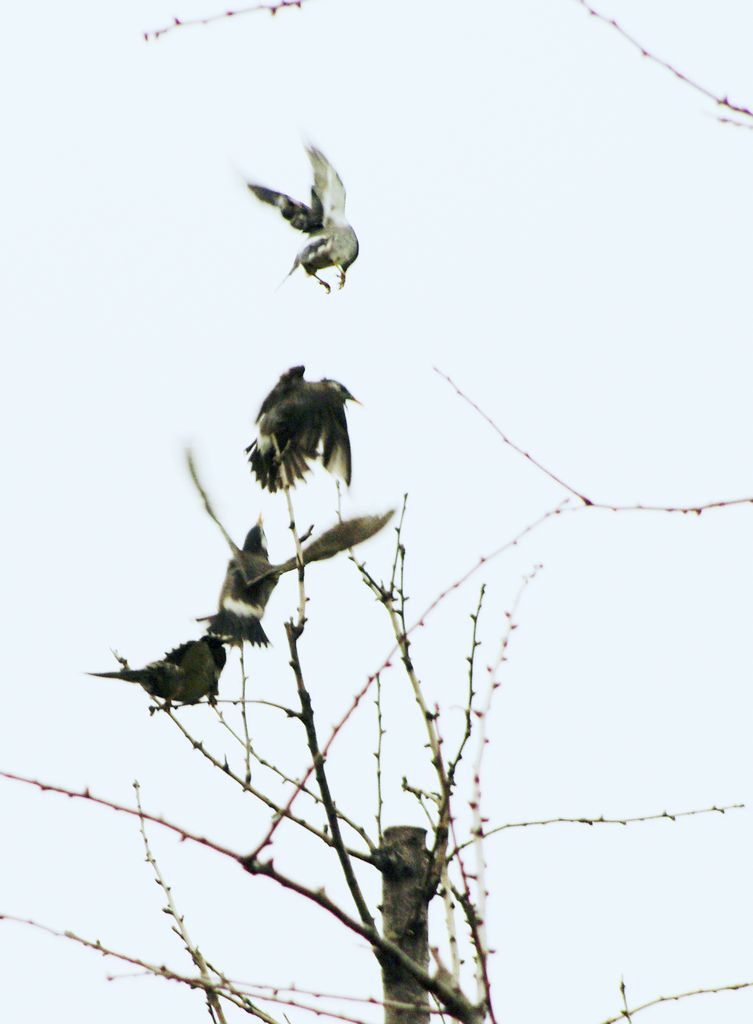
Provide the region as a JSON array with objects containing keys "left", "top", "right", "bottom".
[{"left": 380, "top": 825, "right": 430, "bottom": 1024}]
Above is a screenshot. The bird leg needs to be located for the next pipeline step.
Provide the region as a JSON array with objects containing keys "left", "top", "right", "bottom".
[
  {"left": 337, "top": 269, "right": 346, "bottom": 290},
  {"left": 312, "top": 273, "right": 331, "bottom": 294}
]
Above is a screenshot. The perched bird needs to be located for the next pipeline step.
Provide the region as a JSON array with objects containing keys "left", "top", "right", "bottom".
[
  {"left": 246, "top": 146, "right": 358, "bottom": 293},
  {"left": 89, "top": 636, "right": 227, "bottom": 705},
  {"left": 246, "top": 365, "right": 358, "bottom": 493},
  {"left": 202, "top": 510, "right": 395, "bottom": 645},
  {"left": 203, "top": 517, "right": 277, "bottom": 647}
]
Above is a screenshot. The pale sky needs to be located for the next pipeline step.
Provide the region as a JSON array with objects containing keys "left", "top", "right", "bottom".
[{"left": 2, "top": 1, "right": 753, "bottom": 1022}]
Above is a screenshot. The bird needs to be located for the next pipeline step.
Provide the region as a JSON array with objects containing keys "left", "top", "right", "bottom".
[
  {"left": 203, "top": 517, "right": 277, "bottom": 647},
  {"left": 246, "top": 146, "right": 358, "bottom": 293},
  {"left": 246, "top": 366, "right": 358, "bottom": 493},
  {"left": 201, "top": 510, "right": 395, "bottom": 645},
  {"left": 89, "top": 636, "right": 227, "bottom": 705}
]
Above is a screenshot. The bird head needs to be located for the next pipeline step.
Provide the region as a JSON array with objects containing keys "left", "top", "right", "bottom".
[
  {"left": 326, "top": 380, "right": 361, "bottom": 405},
  {"left": 202, "top": 635, "right": 228, "bottom": 670},
  {"left": 242, "top": 516, "right": 269, "bottom": 556}
]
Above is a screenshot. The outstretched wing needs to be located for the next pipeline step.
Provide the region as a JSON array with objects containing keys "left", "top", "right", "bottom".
[
  {"left": 266, "top": 511, "right": 396, "bottom": 578},
  {"left": 307, "top": 147, "right": 347, "bottom": 226},
  {"left": 247, "top": 184, "right": 323, "bottom": 234},
  {"left": 319, "top": 396, "right": 352, "bottom": 484}
]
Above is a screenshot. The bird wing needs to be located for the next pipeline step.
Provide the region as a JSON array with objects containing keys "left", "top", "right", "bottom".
[
  {"left": 319, "top": 396, "right": 352, "bottom": 484},
  {"left": 307, "top": 147, "right": 347, "bottom": 226},
  {"left": 266, "top": 511, "right": 396, "bottom": 578},
  {"left": 161, "top": 640, "right": 198, "bottom": 670},
  {"left": 247, "top": 184, "right": 323, "bottom": 234},
  {"left": 256, "top": 366, "right": 306, "bottom": 421}
]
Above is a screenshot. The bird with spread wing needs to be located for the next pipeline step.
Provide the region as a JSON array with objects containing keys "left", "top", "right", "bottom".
[
  {"left": 246, "top": 365, "right": 359, "bottom": 493},
  {"left": 246, "top": 146, "right": 358, "bottom": 293},
  {"left": 201, "top": 511, "right": 394, "bottom": 646}
]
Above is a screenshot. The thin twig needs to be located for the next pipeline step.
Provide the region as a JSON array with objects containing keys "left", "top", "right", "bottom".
[
  {"left": 240, "top": 647, "right": 253, "bottom": 785},
  {"left": 374, "top": 672, "right": 385, "bottom": 845},
  {"left": 436, "top": 369, "right": 753, "bottom": 515},
  {"left": 0, "top": 775, "right": 482, "bottom": 1022},
  {"left": 144, "top": 0, "right": 310, "bottom": 42},
  {"left": 600, "top": 980, "right": 753, "bottom": 1024},
  {"left": 0, "top": 915, "right": 280, "bottom": 1021},
  {"left": 161, "top": 714, "right": 375, "bottom": 863},
  {"left": 253, "top": 501, "right": 566, "bottom": 855},
  {"left": 574, "top": 0, "right": 753, "bottom": 125},
  {"left": 285, "top": 622, "right": 376, "bottom": 930},
  {"left": 469, "top": 567, "right": 540, "bottom": 1004},
  {"left": 134, "top": 782, "right": 228, "bottom": 1024},
  {"left": 451, "top": 803, "right": 745, "bottom": 855}
]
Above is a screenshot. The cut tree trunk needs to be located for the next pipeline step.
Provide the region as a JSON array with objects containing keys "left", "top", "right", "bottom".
[{"left": 380, "top": 825, "right": 430, "bottom": 1024}]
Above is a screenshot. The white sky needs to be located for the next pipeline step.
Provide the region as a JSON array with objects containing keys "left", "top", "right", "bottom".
[{"left": 2, "top": 1, "right": 753, "bottom": 1021}]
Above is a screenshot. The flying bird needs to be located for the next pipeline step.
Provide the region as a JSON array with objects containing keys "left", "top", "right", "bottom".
[
  {"left": 246, "top": 146, "right": 358, "bottom": 293},
  {"left": 89, "top": 636, "right": 227, "bottom": 705},
  {"left": 246, "top": 365, "right": 358, "bottom": 493},
  {"left": 202, "top": 510, "right": 395, "bottom": 646}
]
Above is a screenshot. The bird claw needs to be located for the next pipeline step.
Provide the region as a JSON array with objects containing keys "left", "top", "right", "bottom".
[
  {"left": 338, "top": 270, "right": 346, "bottom": 290},
  {"left": 315, "top": 276, "right": 331, "bottom": 294}
]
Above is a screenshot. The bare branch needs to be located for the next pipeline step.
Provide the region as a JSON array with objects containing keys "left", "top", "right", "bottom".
[
  {"left": 451, "top": 803, "right": 745, "bottom": 855},
  {"left": 284, "top": 621, "right": 376, "bottom": 930},
  {"left": 375, "top": 672, "right": 385, "bottom": 845},
  {"left": 134, "top": 781, "right": 229, "bottom": 1024},
  {"left": 436, "top": 369, "right": 753, "bottom": 514},
  {"left": 1, "top": 771, "right": 240, "bottom": 861},
  {"left": 601, "top": 979, "right": 753, "bottom": 1024},
  {"left": 144, "top": 0, "right": 310, "bottom": 43},
  {"left": 469, "top": 566, "right": 540, "bottom": 1004},
  {"left": 262, "top": 501, "right": 566, "bottom": 845},
  {"left": 574, "top": 0, "right": 753, "bottom": 126},
  {"left": 162, "top": 708, "right": 375, "bottom": 862},
  {"left": 0, "top": 914, "right": 280, "bottom": 1022}
]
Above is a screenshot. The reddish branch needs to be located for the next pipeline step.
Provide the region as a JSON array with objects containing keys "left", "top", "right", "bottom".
[
  {"left": 0, "top": 772, "right": 481, "bottom": 1022},
  {"left": 436, "top": 368, "right": 753, "bottom": 515},
  {"left": 574, "top": 0, "right": 753, "bottom": 126},
  {"left": 249, "top": 501, "right": 566, "bottom": 858},
  {"left": 144, "top": 0, "right": 309, "bottom": 41}
]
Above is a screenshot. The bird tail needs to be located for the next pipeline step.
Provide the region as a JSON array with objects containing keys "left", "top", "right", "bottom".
[
  {"left": 204, "top": 610, "right": 270, "bottom": 647},
  {"left": 88, "top": 670, "right": 146, "bottom": 685},
  {"left": 246, "top": 440, "right": 311, "bottom": 493},
  {"left": 275, "top": 258, "right": 299, "bottom": 293}
]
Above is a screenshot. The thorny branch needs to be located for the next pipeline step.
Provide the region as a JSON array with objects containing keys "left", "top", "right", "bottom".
[
  {"left": 468, "top": 568, "right": 541, "bottom": 1005},
  {"left": 451, "top": 803, "right": 744, "bottom": 854},
  {"left": 0, "top": 772, "right": 482, "bottom": 1021},
  {"left": 436, "top": 369, "right": 753, "bottom": 514},
  {"left": 144, "top": 0, "right": 311, "bottom": 42},
  {"left": 285, "top": 620, "right": 376, "bottom": 929},
  {"left": 280, "top": 477, "right": 375, "bottom": 928},
  {"left": 600, "top": 979, "right": 753, "bottom": 1024},
  {"left": 134, "top": 781, "right": 228, "bottom": 1024},
  {"left": 249, "top": 499, "right": 567, "bottom": 861},
  {"left": 0, "top": 915, "right": 281, "bottom": 1022},
  {"left": 162, "top": 706, "right": 373, "bottom": 861},
  {"left": 574, "top": 0, "right": 753, "bottom": 128}
]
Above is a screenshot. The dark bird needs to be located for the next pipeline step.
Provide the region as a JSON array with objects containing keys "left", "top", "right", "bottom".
[
  {"left": 203, "top": 517, "right": 276, "bottom": 647},
  {"left": 246, "top": 146, "right": 358, "bottom": 293},
  {"left": 89, "top": 636, "right": 227, "bottom": 705},
  {"left": 202, "top": 510, "right": 395, "bottom": 646},
  {"left": 246, "top": 365, "right": 358, "bottom": 493}
]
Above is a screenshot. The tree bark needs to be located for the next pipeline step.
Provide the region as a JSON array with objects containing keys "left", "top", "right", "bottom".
[{"left": 380, "top": 825, "right": 430, "bottom": 1024}]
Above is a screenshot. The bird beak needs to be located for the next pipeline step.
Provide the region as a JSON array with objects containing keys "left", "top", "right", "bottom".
[
  {"left": 257, "top": 513, "right": 264, "bottom": 527},
  {"left": 349, "top": 396, "right": 363, "bottom": 406}
]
